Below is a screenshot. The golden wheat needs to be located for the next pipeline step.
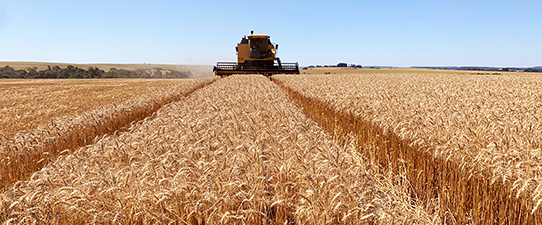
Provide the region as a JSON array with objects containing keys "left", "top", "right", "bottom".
[
  {"left": 0, "top": 78, "right": 214, "bottom": 188},
  {"left": 0, "top": 79, "right": 185, "bottom": 138},
  {"left": 275, "top": 73, "right": 542, "bottom": 224},
  {"left": 1, "top": 76, "right": 437, "bottom": 224}
]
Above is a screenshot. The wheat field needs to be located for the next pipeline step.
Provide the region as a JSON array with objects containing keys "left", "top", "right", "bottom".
[
  {"left": 274, "top": 73, "right": 542, "bottom": 224},
  {"left": 0, "top": 79, "right": 188, "bottom": 138},
  {"left": 2, "top": 72, "right": 541, "bottom": 224},
  {"left": 0, "top": 78, "right": 214, "bottom": 189},
  {"left": 1, "top": 76, "right": 438, "bottom": 224}
]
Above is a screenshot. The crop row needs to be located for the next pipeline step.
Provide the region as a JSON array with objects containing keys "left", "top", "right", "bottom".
[
  {"left": 274, "top": 73, "right": 542, "bottom": 224},
  {"left": 1, "top": 76, "right": 436, "bottom": 224},
  {"left": 0, "top": 78, "right": 214, "bottom": 188}
]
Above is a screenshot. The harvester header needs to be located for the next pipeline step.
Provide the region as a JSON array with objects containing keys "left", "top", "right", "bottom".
[{"left": 213, "top": 31, "right": 300, "bottom": 77}]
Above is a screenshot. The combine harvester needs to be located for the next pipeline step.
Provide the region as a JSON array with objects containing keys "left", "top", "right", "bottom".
[{"left": 214, "top": 31, "right": 300, "bottom": 77}]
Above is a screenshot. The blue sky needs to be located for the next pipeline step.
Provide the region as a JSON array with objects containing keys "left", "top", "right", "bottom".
[{"left": 0, "top": 0, "right": 540, "bottom": 67}]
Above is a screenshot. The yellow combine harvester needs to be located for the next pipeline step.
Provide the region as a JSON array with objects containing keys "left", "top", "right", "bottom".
[{"left": 213, "top": 31, "right": 300, "bottom": 77}]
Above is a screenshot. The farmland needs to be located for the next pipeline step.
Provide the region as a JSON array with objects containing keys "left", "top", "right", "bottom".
[
  {"left": 274, "top": 73, "right": 542, "bottom": 224},
  {"left": 1, "top": 76, "right": 436, "bottom": 224},
  {"left": 0, "top": 78, "right": 214, "bottom": 189},
  {"left": 0, "top": 79, "right": 189, "bottom": 138},
  {"left": 2, "top": 71, "right": 542, "bottom": 224}
]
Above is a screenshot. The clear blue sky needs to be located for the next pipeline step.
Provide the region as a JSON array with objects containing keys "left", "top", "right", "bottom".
[{"left": 0, "top": 0, "right": 540, "bottom": 67}]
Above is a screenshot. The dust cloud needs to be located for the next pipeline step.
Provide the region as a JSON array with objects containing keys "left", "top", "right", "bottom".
[{"left": 177, "top": 65, "right": 214, "bottom": 78}]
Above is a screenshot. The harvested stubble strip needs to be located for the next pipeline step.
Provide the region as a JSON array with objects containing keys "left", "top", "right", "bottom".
[
  {"left": 1, "top": 76, "right": 438, "bottom": 224},
  {"left": 274, "top": 73, "right": 542, "bottom": 224},
  {"left": 0, "top": 78, "right": 214, "bottom": 188}
]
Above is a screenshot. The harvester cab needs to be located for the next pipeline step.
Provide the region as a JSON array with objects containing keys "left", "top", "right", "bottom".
[{"left": 213, "top": 31, "right": 300, "bottom": 77}]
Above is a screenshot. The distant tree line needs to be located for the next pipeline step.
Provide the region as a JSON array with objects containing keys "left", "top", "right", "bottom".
[
  {"left": 525, "top": 68, "right": 542, "bottom": 73},
  {"left": 305, "top": 63, "right": 363, "bottom": 69},
  {"left": 412, "top": 66, "right": 542, "bottom": 73},
  {"left": 0, "top": 65, "right": 191, "bottom": 79}
]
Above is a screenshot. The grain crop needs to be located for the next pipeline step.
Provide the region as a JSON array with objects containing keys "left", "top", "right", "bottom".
[
  {"left": 274, "top": 73, "right": 542, "bottom": 224},
  {"left": 1, "top": 76, "right": 438, "bottom": 224},
  {"left": 0, "top": 79, "right": 187, "bottom": 138},
  {"left": 0, "top": 78, "right": 214, "bottom": 188}
]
